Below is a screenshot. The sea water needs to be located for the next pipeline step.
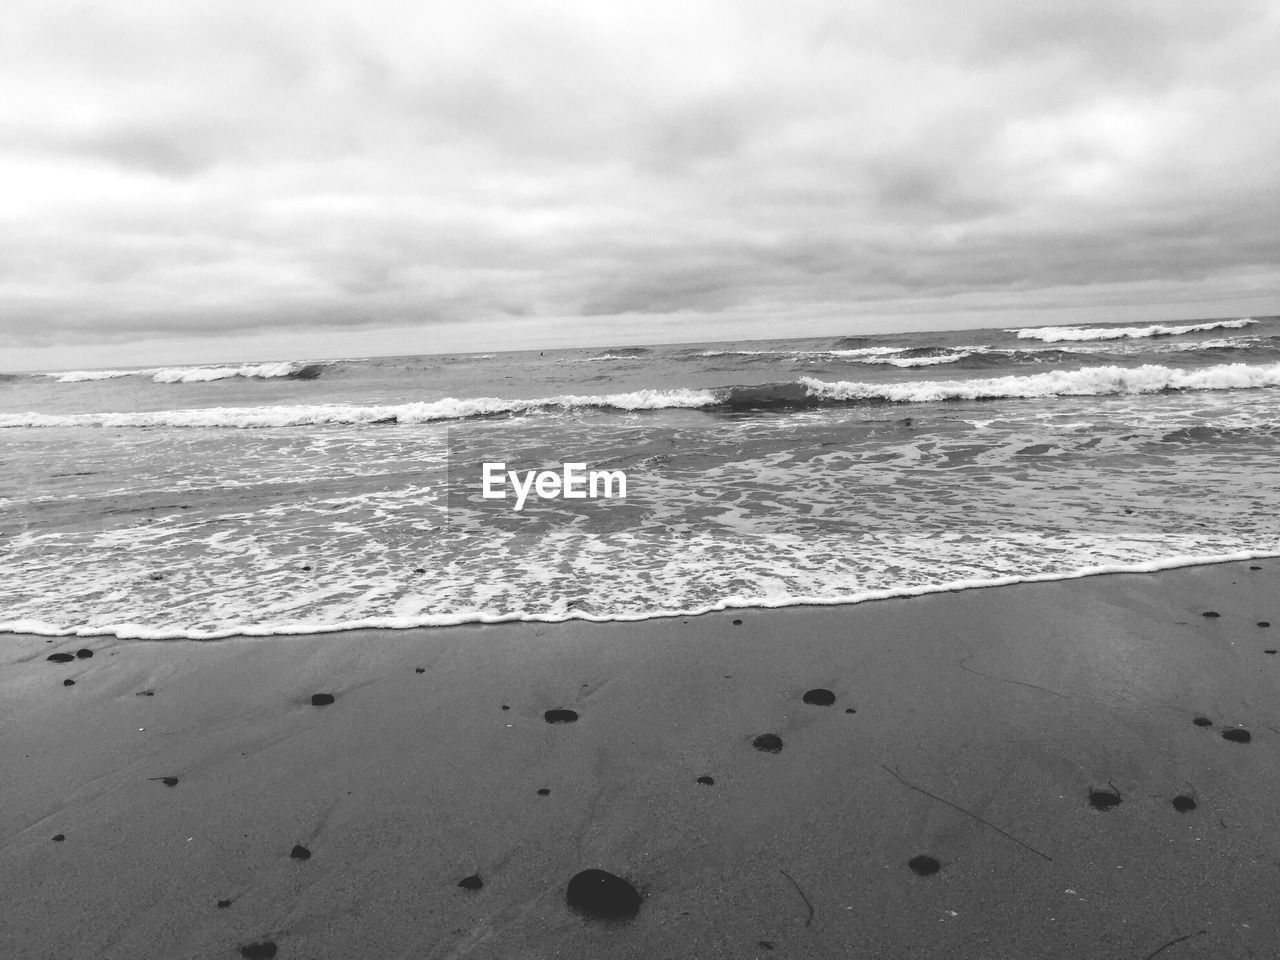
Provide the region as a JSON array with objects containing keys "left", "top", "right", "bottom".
[{"left": 2, "top": 316, "right": 1278, "bottom": 638}]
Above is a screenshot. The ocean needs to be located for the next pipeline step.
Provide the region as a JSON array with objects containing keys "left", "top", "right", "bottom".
[{"left": 3, "top": 315, "right": 1279, "bottom": 639}]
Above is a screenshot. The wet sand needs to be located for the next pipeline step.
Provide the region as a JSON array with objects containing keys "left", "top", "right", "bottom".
[{"left": 3, "top": 559, "right": 1279, "bottom": 959}]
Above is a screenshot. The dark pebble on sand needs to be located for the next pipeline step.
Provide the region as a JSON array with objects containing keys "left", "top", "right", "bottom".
[
  {"left": 300, "top": 565, "right": 312, "bottom": 571},
  {"left": 802, "top": 688, "right": 836, "bottom": 706},
  {"left": 1088, "top": 787, "right": 1122, "bottom": 811},
  {"left": 414, "top": 667, "right": 425, "bottom": 673},
  {"left": 310, "top": 693, "right": 335, "bottom": 706},
  {"left": 52, "top": 834, "right": 65, "bottom": 842},
  {"left": 63, "top": 679, "right": 75, "bottom": 686},
  {"left": 732, "top": 619, "right": 742, "bottom": 625},
  {"left": 149, "top": 572, "right": 164, "bottom": 581},
  {"left": 458, "top": 874, "right": 483, "bottom": 891},
  {"left": 1172, "top": 795, "right": 1197, "bottom": 813},
  {"left": 845, "top": 707, "right": 856, "bottom": 713},
  {"left": 1259, "top": 621, "right": 1271, "bottom": 628},
  {"left": 1202, "top": 611, "right": 1220, "bottom": 618},
  {"left": 566, "top": 868, "right": 641, "bottom": 920},
  {"left": 697, "top": 775, "right": 715, "bottom": 785},
  {"left": 752, "top": 734, "right": 783, "bottom": 753},
  {"left": 1193, "top": 716, "right": 1213, "bottom": 727},
  {"left": 1266, "top": 650, "right": 1277, "bottom": 655},
  {"left": 1222, "top": 728, "right": 1252, "bottom": 744},
  {"left": 47, "top": 652, "right": 75, "bottom": 663},
  {"left": 501, "top": 704, "right": 509, "bottom": 710},
  {"left": 1250, "top": 565, "right": 1262, "bottom": 570},
  {"left": 216, "top": 899, "right": 232, "bottom": 908},
  {"left": 414, "top": 568, "right": 426, "bottom": 574},
  {"left": 75, "top": 648, "right": 93, "bottom": 659},
  {"left": 537, "top": 788, "right": 550, "bottom": 796},
  {"left": 908, "top": 855, "right": 941, "bottom": 876},
  {"left": 136, "top": 690, "right": 154, "bottom": 696},
  {"left": 544, "top": 709, "right": 578, "bottom": 724},
  {"left": 161, "top": 777, "right": 178, "bottom": 787},
  {"left": 290, "top": 844, "right": 311, "bottom": 860},
  {"left": 239, "top": 943, "right": 277, "bottom": 960}
]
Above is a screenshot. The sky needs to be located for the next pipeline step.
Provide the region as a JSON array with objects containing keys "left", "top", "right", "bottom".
[{"left": 2, "top": 0, "right": 1277, "bottom": 370}]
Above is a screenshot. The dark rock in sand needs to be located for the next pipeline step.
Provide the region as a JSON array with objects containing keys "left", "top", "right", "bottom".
[
  {"left": 537, "top": 788, "right": 550, "bottom": 796},
  {"left": 1088, "top": 787, "right": 1122, "bottom": 811},
  {"left": 845, "top": 707, "right": 856, "bottom": 713},
  {"left": 136, "top": 690, "right": 154, "bottom": 696},
  {"left": 1172, "top": 795, "right": 1197, "bottom": 813},
  {"left": 501, "top": 704, "right": 509, "bottom": 710},
  {"left": 458, "top": 874, "right": 483, "bottom": 890},
  {"left": 1202, "top": 611, "right": 1220, "bottom": 618},
  {"left": 310, "top": 693, "right": 335, "bottom": 706},
  {"left": 161, "top": 777, "right": 178, "bottom": 787},
  {"left": 413, "top": 568, "right": 426, "bottom": 574},
  {"left": 1250, "top": 565, "right": 1262, "bottom": 570},
  {"left": 149, "top": 572, "right": 164, "bottom": 581},
  {"left": 63, "top": 679, "right": 75, "bottom": 686},
  {"left": 216, "top": 899, "right": 232, "bottom": 908},
  {"left": 1193, "top": 716, "right": 1213, "bottom": 727},
  {"left": 908, "top": 855, "right": 941, "bottom": 876},
  {"left": 414, "top": 667, "right": 425, "bottom": 673},
  {"left": 290, "top": 844, "right": 311, "bottom": 860},
  {"left": 47, "top": 653, "right": 75, "bottom": 663},
  {"left": 732, "top": 619, "right": 742, "bottom": 625},
  {"left": 802, "top": 688, "right": 836, "bottom": 706},
  {"left": 566, "top": 868, "right": 641, "bottom": 920},
  {"left": 1222, "top": 728, "right": 1252, "bottom": 744},
  {"left": 75, "top": 648, "right": 93, "bottom": 659},
  {"left": 696, "top": 775, "right": 715, "bottom": 785},
  {"left": 752, "top": 733, "right": 783, "bottom": 753},
  {"left": 544, "top": 709, "right": 578, "bottom": 724},
  {"left": 1259, "top": 621, "right": 1271, "bottom": 628},
  {"left": 239, "top": 943, "right": 277, "bottom": 959},
  {"left": 1266, "top": 649, "right": 1277, "bottom": 655},
  {"left": 52, "top": 834, "right": 65, "bottom": 842},
  {"left": 300, "top": 565, "right": 312, "bottom": 571}
]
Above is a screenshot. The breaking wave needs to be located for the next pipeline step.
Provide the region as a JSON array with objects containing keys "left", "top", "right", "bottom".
[
  {"left": 7, "top": 361, "right": 1280, "bottom": 428},
  {"left": 49, "top": 361, "right": 326, "bottom": 383},
  {"left": 1010, "top": 318, "right": 1255, "bottom": 343}
]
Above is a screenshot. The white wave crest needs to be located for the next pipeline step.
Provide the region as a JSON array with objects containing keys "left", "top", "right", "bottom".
[
  {"left": 0, "top": 388, "right": 718, "bottom": 429},
  {"left": 150, "top": 362, "right": 308, "bottom": 383},
  {"left": 1010, "top": 318, "right": 1255, "bottom": 343},
  {"left": 50, "top": 368, "right": 151, "bottom": 382},
  {"left": 801, "top": 361, "right": 1280, "bottom": 403},
  {"left": 49, "top": 361, "right": 315, "bottom": 383}
]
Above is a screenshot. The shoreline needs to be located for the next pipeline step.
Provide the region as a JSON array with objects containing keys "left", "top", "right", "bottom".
[
  {"left": 4, "top": 559, "right": 1279, "bottom": 958},
  {"left": 7, "top": 548, "right": 1280, "bottom": 641}
]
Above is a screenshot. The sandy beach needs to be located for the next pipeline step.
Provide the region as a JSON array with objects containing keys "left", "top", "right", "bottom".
[{"left": 3, "top": 558, "right": 1279, "bottom": 959}]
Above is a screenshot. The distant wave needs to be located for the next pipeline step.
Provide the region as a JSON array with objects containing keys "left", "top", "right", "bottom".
[
  {"left": 8, "top": 362, "right": 1280, "bottom": 428},
  {"left": 49, "top": 361, "right": 325, "bottom": 384},
  {"left": 799, "top": 361, "right": 1280, "bottom": 403},
  {"left": 1010, "top": 318, "right": 1255, "bottom": 343},
  {"left": 0, "top": 388, "right": 718, "bottom": 428}
]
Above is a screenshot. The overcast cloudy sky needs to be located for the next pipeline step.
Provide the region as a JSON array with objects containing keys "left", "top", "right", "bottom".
[{"left": 2, "top": 0, "right": 1277, "bottom": 369}]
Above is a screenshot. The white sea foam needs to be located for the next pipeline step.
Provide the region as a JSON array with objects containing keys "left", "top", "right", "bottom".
[
  {"left": 800, "top": 361, "right": 1280, "bottom": 403},
  {"left": 151, "top": 362, "right": 309, "bottom": 383},
  {"left": 5, "top": 550, "right": 1277, "bottom": 640},
  {"left": 49, "top": 361, "right": 316, "bottom": 383},
  {"left": 1010, "top": 318, "right": 1255, "bottom": 342},
  {"left": 0, "top": 388, "right": 719, "bottom": 428}
]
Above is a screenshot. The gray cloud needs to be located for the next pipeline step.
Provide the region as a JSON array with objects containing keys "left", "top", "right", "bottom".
[{"left": 1, "top": 0, "right": 1276, "bottom": 363}]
